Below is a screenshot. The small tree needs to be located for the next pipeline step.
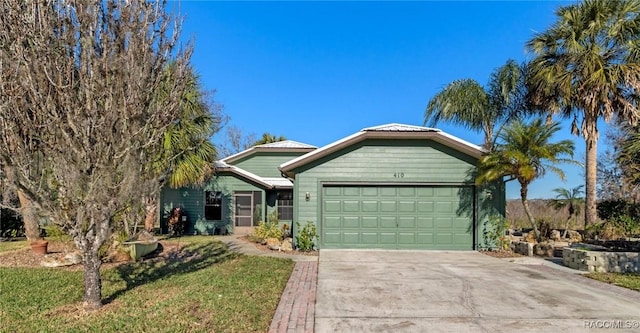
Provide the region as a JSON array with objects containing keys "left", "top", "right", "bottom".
[
  {"left": 548, "top": 185, "right": 584, "bottom": 238},
  {"left": 477, "top": 119, "right": 576, "bottom": 242},
  {"left": 0, "top": 0, "right": 192, "bottom": 310}
]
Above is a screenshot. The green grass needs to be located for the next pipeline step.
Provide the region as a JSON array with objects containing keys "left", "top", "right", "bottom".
[
  {"left": 0, "top": 239, "right": 29, "bottom": 253},
  {"left": 0, "top": 237, "right": 295, "bottom": 332},
  {"left": 585, "top": 272, "right": 640, "bottom": 292}
]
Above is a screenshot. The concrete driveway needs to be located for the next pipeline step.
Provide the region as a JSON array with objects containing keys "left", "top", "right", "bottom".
[{"left": 316, "top": 250, "right": 640, "bottom": 333}]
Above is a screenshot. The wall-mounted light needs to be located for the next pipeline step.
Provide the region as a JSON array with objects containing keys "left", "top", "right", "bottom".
[{"left": 305, "top": 192, "right": 311, "bottom": 201}]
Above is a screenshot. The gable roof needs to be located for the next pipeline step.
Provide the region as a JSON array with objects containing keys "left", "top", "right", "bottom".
[
  {"left": 279, "top": 123, "right": 485, "bottom": 177},
  {"left": 220, "top": 140, "right": 317, "bottom": 164},
  {"left": 214, "top": 161, "right": 293, "bottom": 189}
]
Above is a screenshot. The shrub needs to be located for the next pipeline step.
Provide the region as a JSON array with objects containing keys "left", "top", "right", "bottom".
[
  {"left": 482, "top": 215, "right": 509, "bottom": 250},
  {"left": 597, "top": 199, "right": 640, "bottom": 221},
  {"left": 295, "top": 221, "right": 317, "bottom": 251},
  {"left": 254, "top": 220, "right": 283, "bottom": 241}
]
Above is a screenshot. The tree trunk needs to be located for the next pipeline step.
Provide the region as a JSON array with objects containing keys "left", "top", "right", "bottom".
[
  {"left": 562, "top": 216, "right": 571, "bottom": 239},
  {"left": 144, "top": 196, "right": 157, "bottom": 233},
  {"left": 16, "top": 189, "right": 42, "bottom": 241},
  {"left": 584, "top": 118, "right": 598, "bottom": 229},
  {"left": 82, "top": 245, "right": 103, "bottom": 310},
  {"left": 520, "top": 184, "right": 540, "bottom": 242}
]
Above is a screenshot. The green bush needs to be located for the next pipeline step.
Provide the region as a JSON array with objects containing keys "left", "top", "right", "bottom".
[
  {"left": 597, "top": 199, "right": 640, "bottom": 221},
  {"left": 482, "top": 215, "right": 509, "bottom": 250},
  {"left": 612, "top": 215, "right": 640, "bottom": 238},
  {"left": 254, "top": 220, "right": 283, "bottom": 241},
  {"left": 295, "top": 221, "right": 317, "bottom": 251}
]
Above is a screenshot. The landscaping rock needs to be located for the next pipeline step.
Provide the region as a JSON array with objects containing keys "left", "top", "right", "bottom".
[
  {"left": 281, "top": 238, "right": 293, "bottom": 252},
  {"left": 550, "top": 229, "right": 561, "bottom": 241},
  {"left": 266, "top": 238, "right": 281, "bottom": 251},
  {"left": 534, "top": 241, "right": 554, "bottom": 257},
  {"left": 40, "top": 251, "right": 83, "bottom": 267},
  {"left": 524, "top": 231, "right": 537, "bottom": 243},
  {"left": 567, "top": 230, "right": 582, "bottom": 242}
]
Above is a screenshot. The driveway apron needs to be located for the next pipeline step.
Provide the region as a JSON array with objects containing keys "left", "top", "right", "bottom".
[{"left": 316, "top": 250, "right": 640, "bottom": 333}]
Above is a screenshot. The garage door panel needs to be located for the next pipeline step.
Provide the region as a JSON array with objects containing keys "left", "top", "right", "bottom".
[
  {"left": 417, "top": 217, "right": 434, "bottom": 228},
  {"left": 343, "top": 187, "right": 360, "bottom": 196},
  {"left": 435, "top": 217, "right": 454, "bottom": 228},
  {"left": 324, "top": 216, "right": 342, "bottom": 228},
  {"left": 343, "top": 232, "right": 360, "bottom": 244},
  {"left": 343, "top": 200, "right": 360, "bottom": 212},
  {"left": 362, "top": 187, "right": 378, "bottom": 196},
  {"left": 399, "top": 201, "right": 416, "bottom": 212},
  {"left": 379, "top": 232, "right": 397, "bottom": 245},
  {"left": 398, "top": 217, "right": 416, "bottom": 228},
  {"left": 435, "top": 233, "right": 454, "bottom": 245},
  {"left": 436, "top": 201, "right": 454, "bottom": 213},
  {"left": 323, "top": 232, "right": 342, "bottom": 245},
  {"left": 380, "top": 200, "right": 397, "bottom": 212},
  {"left": 361, "top": 232, "right": 378, "bottom": 244},
  {"left": 362, "top": 200, "right": 378, "bottom": 212},
  {"left": 398, "top": 232, "right": 416, "bottom": 245},
  {"left": 417, "top": 232, "right": 434, "bottom": 245},
  {"left": 321, "top": 185, "right": 473, "bottom": 250},
  {"left": 398, "top": 187, "right": 416, "bottom": 196},
  {"left": 325, "top": 187, "right": 342, "bottom": 196},
  {"left": 418, "top": 201, "right": 434, "bottom": 212},
  {"left": 361, "top": 216, "right": 378, "bottom": 228},
  {"left": 380, "top": 216, "right": 397, "bottom": 228},
  {"left": 343, "top": 216, "right": 359, "bottom": 228},
  {"left": 380, "top": 187, "right": 397, "bottom": 196},
  {"left": 325, "top": 200, "right": 342, "bottom": 212}
]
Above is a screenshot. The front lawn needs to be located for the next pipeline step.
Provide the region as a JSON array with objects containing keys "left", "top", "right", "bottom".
[
  {"left": 0, "top": 237, "right": 294, "bottom": 332},
  {"left": 585, "top": 272, "right": 640, "bottom": 292},
  {"left": 0, "top": 239, "right": 28, "bottom": 253}
]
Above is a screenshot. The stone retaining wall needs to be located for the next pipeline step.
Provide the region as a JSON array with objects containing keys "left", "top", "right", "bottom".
[
  {"left": 510, "top": 241, "right": 533, "bottom": 256},
  {"left": 563, "top": 246, "right": 640, "bottom": 273}
]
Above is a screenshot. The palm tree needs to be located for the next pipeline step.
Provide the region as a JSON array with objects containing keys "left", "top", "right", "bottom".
[
  {"left": 548, "top": 185, "right": 584, "bottom": 238},
  {"left": 254, "top": 133, "right": 286, "bottom": 146},
  {"left": 526, "top": 0, "right": 640, "bottom": 228},
  {"left": 477, "top": 119, "right": 576, "bottom": 242},
  {"left": 425, "top": 59, "right": 526, "bottom": 150},
  {"left": 142, "top": 68, "right": 218, "bottom": 232}
]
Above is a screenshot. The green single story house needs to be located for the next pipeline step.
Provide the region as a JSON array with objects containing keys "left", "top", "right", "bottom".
[{"left": 160, "top": 123, "right": 505, "bottom": 250}]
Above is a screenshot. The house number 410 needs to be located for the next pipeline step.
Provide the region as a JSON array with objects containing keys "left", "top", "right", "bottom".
[{"left": 394, "top": 172, "right": 404, "bottom": 178}]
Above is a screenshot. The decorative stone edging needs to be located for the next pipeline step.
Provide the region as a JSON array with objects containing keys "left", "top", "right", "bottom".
[{"left": 563, "top": 244, "right": 640, "bottom": 273}]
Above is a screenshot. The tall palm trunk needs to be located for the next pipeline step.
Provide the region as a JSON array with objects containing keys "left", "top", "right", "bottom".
[
  {"left": 520, "top": 183, "right": 541, "bottom": 242},
  {"left": 584, "top": 117, "right": 598, "bottom": 229},
  {"left": 17, "top": 189, "right": 42, "bottom": 241}
]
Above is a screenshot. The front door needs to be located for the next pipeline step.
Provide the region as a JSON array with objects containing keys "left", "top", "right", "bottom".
[{"left": 234, "top": 193, "right": 253, "bottom": 227}]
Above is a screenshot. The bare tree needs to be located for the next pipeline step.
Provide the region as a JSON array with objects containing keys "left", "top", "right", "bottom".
[
  {"left": 218, "top": 125, "right": 256, "bottom": 158},
  {"left": 0, "top": 0, "right": 192, "bottom": 310}
]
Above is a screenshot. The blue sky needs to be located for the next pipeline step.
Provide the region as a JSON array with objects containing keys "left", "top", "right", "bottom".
[{"left": 175, "top": 0, "right": 599, "bottom": 199}]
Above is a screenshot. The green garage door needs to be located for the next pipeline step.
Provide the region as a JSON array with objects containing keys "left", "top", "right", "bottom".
[{"left": 321, "top": 185, "right": 474, "bottom": 250}]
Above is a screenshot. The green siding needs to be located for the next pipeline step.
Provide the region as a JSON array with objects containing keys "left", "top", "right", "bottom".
[
  {"left": 231, "top": 152, "right": 307, "bottom": 178},
  {"left": 159, "top": 173, "right": 265, "bottom": 235},
  {"left": 291, "top": 139, "right": 504, "bottom": 249}
]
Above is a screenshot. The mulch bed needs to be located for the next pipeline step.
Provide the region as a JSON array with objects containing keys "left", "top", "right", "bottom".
[
  {"left": 239, "top": 235, "right": 318, "bottom": 256},
  {"left": 480, "top": 249, "right": 523, "bottom": 258},
  {"left": 0, "top": 240, "right": 189, "bottom": 270}
]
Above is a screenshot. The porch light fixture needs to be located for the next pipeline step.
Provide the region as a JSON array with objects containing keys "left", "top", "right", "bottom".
[{"left": 305, "top": 192, "right": 311, "bottom": 201}]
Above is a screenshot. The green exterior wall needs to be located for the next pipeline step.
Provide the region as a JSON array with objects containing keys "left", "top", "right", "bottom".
[
  {"left": 290, "top": 139, "right": 505, "bottom": 249},
  {"left": 160, "top": 173, "right": 266, "bottom": 235},
  {"left": 230, "top": 152, "right": 306, "bottom": 178}
]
